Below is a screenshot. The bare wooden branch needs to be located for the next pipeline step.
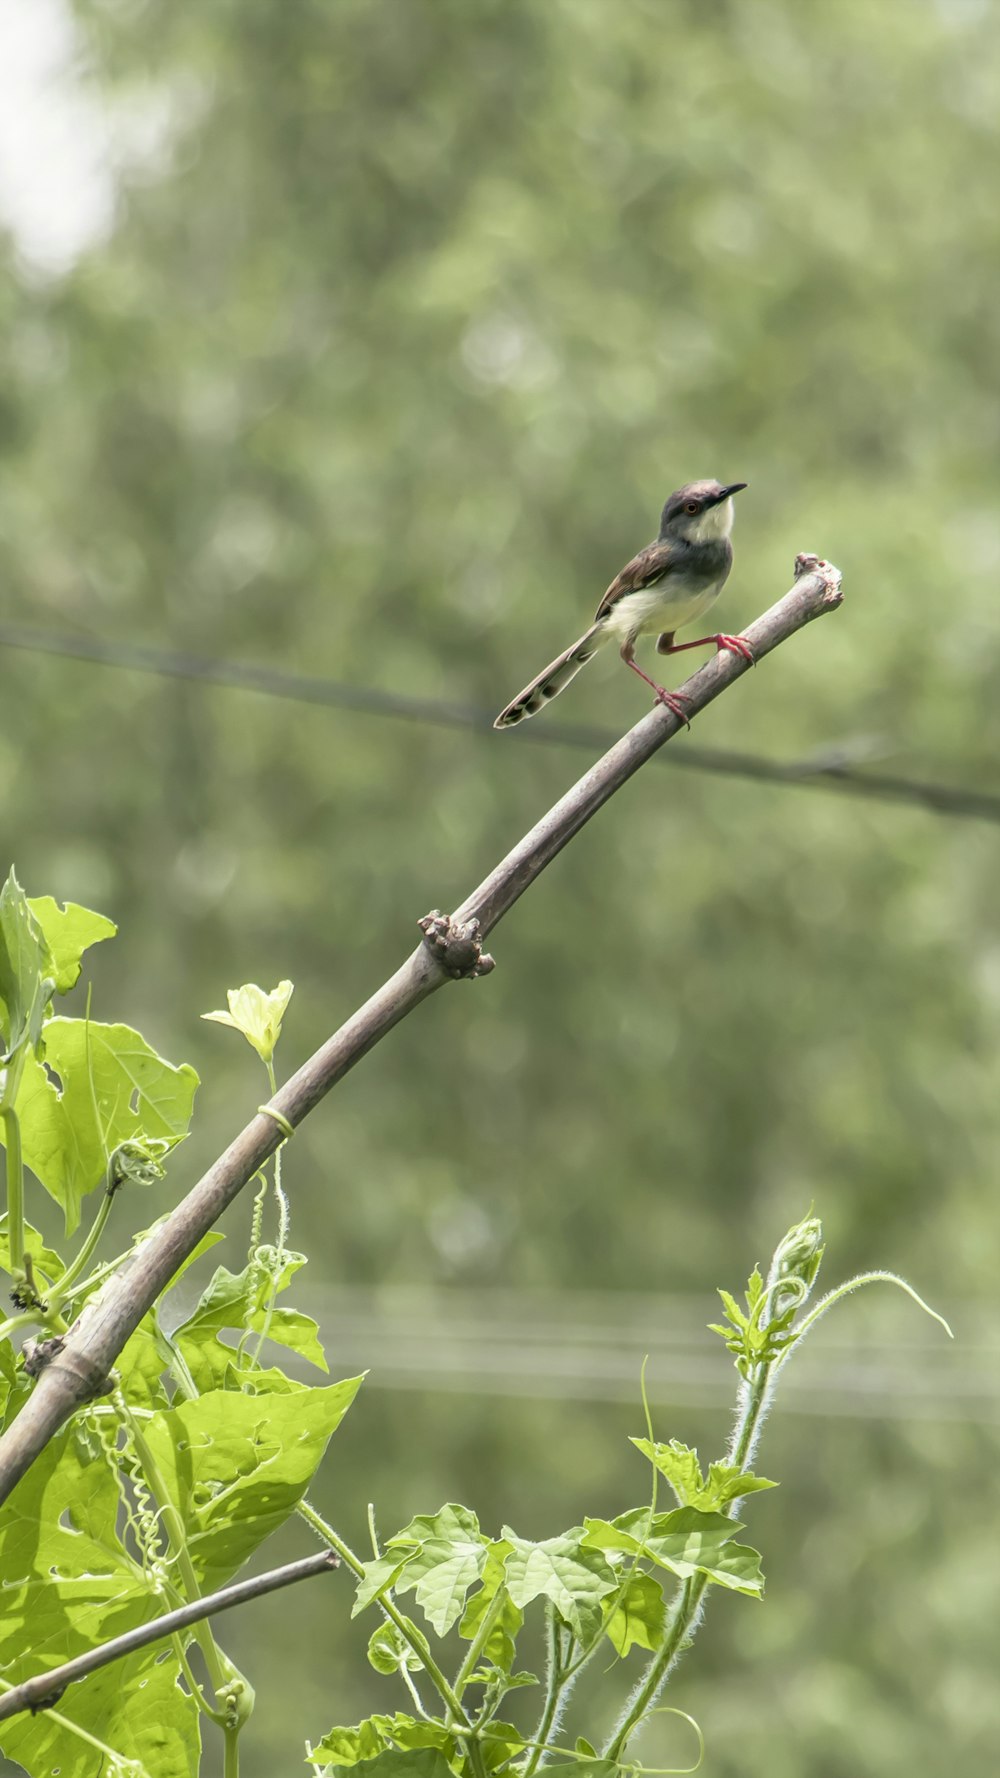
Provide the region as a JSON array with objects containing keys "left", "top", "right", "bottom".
[
  {"left": 0, "top": 556, "right": 842, "bottom": 1506},
  {"left": 0, "top": 1551, "right": 337, "bottom": 1723}
]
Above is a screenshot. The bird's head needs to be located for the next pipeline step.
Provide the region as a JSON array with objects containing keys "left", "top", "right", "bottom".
[{"left": 659, "top": 479, "right": 747, "bottom": 544}]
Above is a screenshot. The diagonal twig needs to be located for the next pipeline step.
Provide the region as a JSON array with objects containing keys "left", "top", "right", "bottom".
[
  {"left": 0, "top": 556, "right": 842, "bottom": 1506},
  {"left": 0, "top": 1550, "right": 338, "bottom": 1723}
]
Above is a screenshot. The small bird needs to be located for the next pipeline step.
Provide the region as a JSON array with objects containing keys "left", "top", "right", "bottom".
[{"left": 494, "top": 479, "right": 750, "bottom": 729}]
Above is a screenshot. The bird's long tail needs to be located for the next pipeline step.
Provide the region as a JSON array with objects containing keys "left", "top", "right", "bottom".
[{"left": 493, "top": 623, "right": 607, "bottom": 729}]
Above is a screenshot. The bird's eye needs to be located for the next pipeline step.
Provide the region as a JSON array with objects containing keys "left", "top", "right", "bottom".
[{"left": 685, "top": 502, "right": 699, "bottom": 515}]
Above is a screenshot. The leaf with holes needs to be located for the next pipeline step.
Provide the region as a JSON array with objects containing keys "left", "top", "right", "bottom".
[
  {"left": 140, "top": 1374, "right": 363, "bottom": 1590},
  {"left": 11, "top": 1017, "right": 198, "bottom": 1233},
  {"left": 26, "top": 895, "right": 116, "bottom": 996},
  {"left": 0, "top": 1427, "right": 199, "bottom": 1778}
]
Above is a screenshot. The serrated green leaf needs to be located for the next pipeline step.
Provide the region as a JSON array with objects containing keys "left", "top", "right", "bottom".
[
  {"left": 603, "top": 1570, "right": 666, "bottom": 1656},
  {"left": 140, "top": 1374, "right": 363, "bottom": 1590},
  {"left": 386, "top": 1503, "right": 488, "bottom": 1635},
  {"left": 0, "top": 870, "right": 55, "bottom": 1061},
  {"left": 313, "top": 1745, "right": 455, "bottom": 1778},
  {"left": 630, "top": 1439, "right": 776, "bottom": 1512},
  {"left": 703, "top": 1461, "right": 777, "bottom": 1507},
  {"left": 309, "top": 1718, "right": 389, "bottom": 1769},
  {"left": 582, "top": 1507, "right": 763, "bottom": 1597},
  {"left": 630, "top": 1437, "right": 705, "bottom": 1507},
  {"left": 716, "top": 1288, "right": 748, "bottom": 1330},
  {"left": 174, "top": 1249, "right": 327, "bottom": 1389},
  {"left": 501, "top": 1526, "right": 617, "bottom": 1643},
  {"left": 11, "top": 1017, "right": 198, "bottom": 1234},
  {"left": 27, "top": 895, "right": 117, "bottom": 996}
]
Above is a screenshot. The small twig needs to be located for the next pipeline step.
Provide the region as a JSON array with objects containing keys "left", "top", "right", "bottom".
[
  {"left": 0, "top": 1551, "right": 338, "bottom": 1723},
  {"left": 0, "top": 558, "right": 842, "bottom": 1506}
]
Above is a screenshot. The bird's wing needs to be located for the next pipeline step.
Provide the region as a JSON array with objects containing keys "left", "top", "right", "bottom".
[{"left": 593, "top": 539, "right": 674, "bottom": 622}]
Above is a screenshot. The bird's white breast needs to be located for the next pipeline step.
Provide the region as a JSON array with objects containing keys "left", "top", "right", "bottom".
[{"left": 601, "top": 576, "right": 725, "bottom": 642}]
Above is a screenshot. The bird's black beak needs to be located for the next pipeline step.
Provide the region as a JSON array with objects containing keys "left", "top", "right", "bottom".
[{"left": 717, "top": 481, "right": 747, "bottom": 503}]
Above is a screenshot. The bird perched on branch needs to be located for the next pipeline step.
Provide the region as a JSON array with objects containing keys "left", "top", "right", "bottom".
[{"left": 494, "top": 479, "right": 750, "bottom": 729}]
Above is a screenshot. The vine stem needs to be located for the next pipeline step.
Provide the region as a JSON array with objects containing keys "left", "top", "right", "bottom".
[
  {"left": 451, "top": 1587, "right": 508, "bottom": 1702},
  {"left": 116, "top": 1397, "right": 231, "bottom": 1709},
  {"left": 603, "top": 1358, "right": 774, "bottom": 1764},
  {"left": 49, "top": 1185, "right": 117, "bottom": 1307},
  {"left": 295, "top": 1500, "right": 472, "bottom": 1727},
  {"left": 523, "top": 1605, "right": 569, "bottom": 1777}
]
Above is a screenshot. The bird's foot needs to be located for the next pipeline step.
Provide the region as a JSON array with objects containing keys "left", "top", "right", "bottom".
[
  {"left": 714, "top": 632, "right": 755, "bottom": 664},
  {"left": 654, "top": 686, "right": 692, "bottom": 727}
]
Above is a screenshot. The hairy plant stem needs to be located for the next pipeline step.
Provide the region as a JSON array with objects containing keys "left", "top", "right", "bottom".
[
  {"left": 523, "top": 1606, "right": 570, "bottom": 1777},
  {"left": 603, "top": 1356, "right": 775, "bottom": 1763},
  {"left": 295, "top": 1500, "right": 471, "bottom": 1727}
]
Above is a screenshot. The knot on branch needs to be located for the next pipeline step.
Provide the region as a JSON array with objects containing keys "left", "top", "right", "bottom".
[
  {"left": 22, "top": 1335, "right": 115, "bottom": 1402},
  {"left": 794, "top": 552, "right": 843, "bottom": 606},
  {"left": 418, "top": 910, "right": 496, "bottom": 980},
  {"left": 21, "top": 1335, "right": 65, "bottom": 1379}
]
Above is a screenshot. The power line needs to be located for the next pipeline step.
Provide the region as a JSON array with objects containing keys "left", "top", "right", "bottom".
[{"left": 2, "top": 620, "right": 998, "bottom": 824}]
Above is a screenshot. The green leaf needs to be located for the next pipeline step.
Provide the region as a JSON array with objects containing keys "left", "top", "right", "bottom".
[
  {"left": 501, "top": 1526, "right": 618, "bottom": 1642},
  {"left": 367, "top": 1619, "right": 429, "bottom": 1675},
  {"left": 0, "top": 1214, "right": 65, "bottom": 1287},
  {"left": 202, "top": 979, "right": 294, "bottom": 1064},
  {"left": 312, "top": 1745, "right": 455, "bottom": 1778},
  {"left": 353, "top": 1553, "right": 417, "bottom": 1617},
  {"left": 603, "top": 1570, "right": 666, "bottom": 1656},
  {"left": 11, "top": 1016, "right": 198, "bottom": 1234},
  {"left": 115, "top": 1308, "right": 176, "bottom": 1408},
  {"left": 173, "top": 1249, "right": 327, "bottom": 1389},
  {"left": 386, "top": 1503, "right": 488, "bottom": 1635},
  {"left": 477, "top": 1721, "right": 527, "bottom": 1771},
  {"left": 630, "top": 1439, "right": 776, "bottom": 1511},
  {"left": 582, "top": 1507, "right": 764, "bottom": 1597},
  {"left": 309, "top": 1718, "right": 389, "bottom": 1769},
  {"left": 0, "top": 1427, "right": 199, "bottom": 1778},
  {"left": 0, "top": 870, "right": 54, "bottom": 1060},
  {"left": 140, "top": 1374, "right": 363, "bottom": 1590},
  {"left": 459, "top": 1545, "right": 522, "bottom": 1672},
  {"left": 26, "top": 895, "right": 116, "bottom": 996}
]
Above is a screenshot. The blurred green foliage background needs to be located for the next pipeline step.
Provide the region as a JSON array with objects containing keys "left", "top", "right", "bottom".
[{"left": 1, "top": 0, "right": 999, "bottom": 1773}]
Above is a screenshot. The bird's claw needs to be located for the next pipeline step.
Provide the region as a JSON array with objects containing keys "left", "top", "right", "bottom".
[
  {"left": 715, "top": 633, "right": 755, "bottom": 664},
  {"left": 654, "top": 687, "right": 692, "bottom": 728}
]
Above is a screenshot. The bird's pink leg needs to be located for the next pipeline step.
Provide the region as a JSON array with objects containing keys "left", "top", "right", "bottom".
[
  {"left": 620, "top": 643, "right": 691, "bottom": 726},
  {"left": 661, "top": 633, "right": 756, "bottom": 664}
]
